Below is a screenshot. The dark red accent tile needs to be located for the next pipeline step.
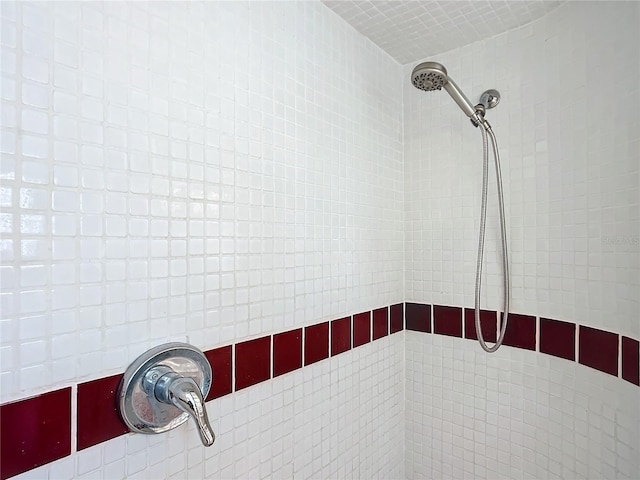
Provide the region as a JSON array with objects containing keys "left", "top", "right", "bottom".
[
  {"left": 77, "top": 375, "right": 129, "bottom": 451},
  {"left": 502, "top": 313, "right": 536, "bottom": 351},
  {"left": 465, "top": 308, "right": 497, "bottom": 343},
  {"left": 273, "top": 329, "right": 302, "bottom": 377},
  {"left": 204, "top": 345, "right": 232, "bottom": 400},
  {"left": 539, "top": 318, "right": 575, "bottom": 361},
  {"left": 304, "top": 322, "right": 329, "bottom": 366},
  {"left": 390, "top": 303, "right": 403, "bottom": 333},
  {"left": 1, "top": 388, "right": 71, "bottom": 480},
  {"left": 373, "top": 307, "right": 388, "bottom": 340},
  {"left": 622, "top": 336, "right": 639, "bottom": 386},
  {"left": 433, "top": 305, "right": 462, "bottom": 338},
  {"left": 235, "top": 336, "right": 271, "bottom": 390},
  {"left": 353, "top": 312, "right": 371, "bottom": 347},
  {"left": 579, "top": 326, "right": 618, "bottom": 377},
  {"left": 331, "top": 317, "right": 351, "bottom": 356},
  {"left": 406, "top": 303, "right": 431, "bottom": 333}
]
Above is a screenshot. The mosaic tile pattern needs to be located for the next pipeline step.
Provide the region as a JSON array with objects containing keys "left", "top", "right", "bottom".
[
  {"left": 0, "top": 388, "right": 71, "bottom": 480},
  {"left": 406, "top": 332, "right": 640, "bottom": 479},
  {"left": 323, "top": 0, "right": 563, "bottom": 64},
  {"left": 404, "top": 1, "right": 639, "bottom": 341},
  {"left": 4, "top": 323, "right": 406, "bottom": 480},
  {"left": 2, "top": 302, "right": 638, "bottom": 479},
  {"left": 403, "top": 2, "right": 640, "bottom": 478},
  {"left": 0, "top": 0, "right": 404, "bottom": 478},
  {"left": 2, "top": 1, "right": 639, "bottom": 479},
  {"left": 0, "top": 0, "right": 404, "bottom": 406}
]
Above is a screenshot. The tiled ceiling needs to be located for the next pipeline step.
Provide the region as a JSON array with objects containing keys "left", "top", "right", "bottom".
[{"left": 322, "top": 1, "right": 564, "bottom": 64}]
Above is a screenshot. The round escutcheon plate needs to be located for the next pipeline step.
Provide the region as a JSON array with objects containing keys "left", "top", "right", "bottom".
[{"left": 117, "top": 343, "right": 212, "bottom": 434}]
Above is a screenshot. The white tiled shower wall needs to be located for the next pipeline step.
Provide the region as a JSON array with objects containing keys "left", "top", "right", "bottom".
[
  {"left": 1, "top": 0, "right": 405, "bottom": 478},
  {"left": 404, "top": 2, "right": 639, "bottom": 479},
  {"left": 2, "top": 1, "right": 639, "bottom": 480},
  {"left": 404, "top": 1, "right": 639, "bottom": 338},
  {"left": 17, "top": 338, "right": 405, "bottom": 480},
  {"left": 0, "top": 0, "right": 404, "bottom": 399},
  {"left": 406, "top": 333, "right": 639, "bottom": 480}
]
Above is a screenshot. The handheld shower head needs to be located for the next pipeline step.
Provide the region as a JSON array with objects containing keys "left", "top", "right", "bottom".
[
  {"left": 411, "top": 61, "right": 479, "bottom": 120},
  {"left": 411, "top": 61, "right": 447, "bottom": 92}
]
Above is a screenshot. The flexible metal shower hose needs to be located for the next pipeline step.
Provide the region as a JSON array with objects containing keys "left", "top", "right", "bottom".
[{"left": 475, "top": 119, "right": 510, "bottom": 352}]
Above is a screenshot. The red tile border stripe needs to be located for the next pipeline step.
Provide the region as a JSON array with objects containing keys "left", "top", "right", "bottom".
[
  {"left": 373, "top": 307, "right": 389, "bottom": 340},
  {"left": 464, "top": 308, "right": 497, "bottom": 343},
  {"left": 406, "top": 302, "right": 431, "bottom": 333},
  {"left": 539, "top": 317, "right": 576, "bottom": 361},
  {"left": 0, "top": 388, "right": 72, "bottom": 480},
  {"left": 578, "top": 326, "right": 618, "bottom": 377},
  {"left": 433, "top": 305, "right": 462, "bottom": 338},
  {"left": 331, "top": 317, "right": 351, "bottom": 356},
  {"left": 273, "top": 329, "right": 302, "bottom": 377},
  {"left": 77, "top": 374, "right": 129, "bottom": 451},
  {"left": 304, "top": 322, "right": 329, "bottom": 366},
  {"left": 235, "top": 336, "right": 271, "bottom": 391},
  {"left": 390, "top": 303, "right": 403, "bottom": 333},
  {"left": 502, "top": 313, "right": 536, "bottom": 351},
  {"left": 1, "top": 303, "right": 638, "bottom": 479},
  {"left": 204, "top": 345, "right": 233, "bottom": 400},
  {"left": 353, "top": 311, "right": 371, "bottom": 347},
  {"left": 621, "top": 336, "right": 640, "bottom": 386}
]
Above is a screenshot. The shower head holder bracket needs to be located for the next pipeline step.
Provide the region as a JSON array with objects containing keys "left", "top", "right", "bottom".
[
  {"left": 478, "top": 89, "right": 500, "bottom": 110},
  {"left": 472, "top": 89, "right": 500, "bottom": 128}
]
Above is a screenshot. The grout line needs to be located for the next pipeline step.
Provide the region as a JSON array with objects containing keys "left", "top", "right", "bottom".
[
  {"left": 402, "top": 302, "right": 409, "bottom": 333},
  {"left": 429, "top": 303, "right": 434, "bottom": 333},
  {"left": 330, "top": 319, "right": 334, "bottom": 357},
  {"left": 301, "top": 324, "right": 306, "bottom": 367},
  {"left": 231, "top": 343, "right": 235, "bottom": 394},
  {"left": 4, "top": 306, "right": 638, "bottom": 411},
  {"left": 5, "top": 302, "right": 639, "bottom": 479},
  {"left": 617, "top": 334, "right": 622, "bottom": 379},
  {"left": 270, "top": 334, "right": 274, "bottom": 380},
  {"left": 70, "top": 383, "right": 78, "bottom": 455}
]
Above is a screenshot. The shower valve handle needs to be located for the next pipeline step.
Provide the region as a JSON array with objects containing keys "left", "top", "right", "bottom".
[
  {"left": 151, "top": 368, "right": 215, "bottom": 447},
  {"left": 118, "top": 342, "right": 215, "bottom": 447}
]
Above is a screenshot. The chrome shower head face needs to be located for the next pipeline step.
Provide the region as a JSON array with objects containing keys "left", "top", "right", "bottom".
[
  {"left": 411, "top": 61, "right": 448, "bottom": 92},
  {"left": 411, "top": 61, "right": 481, "bottom": 121}
]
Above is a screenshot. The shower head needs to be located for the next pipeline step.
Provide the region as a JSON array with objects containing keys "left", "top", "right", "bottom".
[
  {"left": 411, "top": 61, "right": 479, "bottom": 121},
  {"left": 411, "top": 61, "right": 447, "bottom": 92}
]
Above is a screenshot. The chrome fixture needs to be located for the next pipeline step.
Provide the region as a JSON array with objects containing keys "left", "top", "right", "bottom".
[
  {"left": 118, "top": 343, "right": 215, "bottom": 446},
  {"left": 411, "top": 61, "right": 510, "bottom": 353},
  {"left": 479, "top": 89, "right": 500, "bottom": 110},
  {"left": 411, "top": 62, "right": 481, "bottom": 122}
]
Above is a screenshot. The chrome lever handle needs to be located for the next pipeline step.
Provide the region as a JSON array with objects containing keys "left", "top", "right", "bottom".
[
  {"left": 118, "top": 343, "right": 216, "bottom": 445},
  {"left": 151, "top": 368, "right": 215, "bottom": 447},
  {"left": 166, "top": 377, "right": 215, "bottom": 447}
]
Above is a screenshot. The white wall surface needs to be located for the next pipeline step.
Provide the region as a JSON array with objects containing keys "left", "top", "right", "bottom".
[
  {"left": 2, "top": 0, "right": 638, "bottom": 479},
  {"left": 406, "top": 333, "right": 639, "bottom": 480},
  {"left": 1, "top": 1, "right": 405, "bottom": 478},
  {"left": 16, "top": 336, "right": 405, "bottom": 480},
  {"left": 403, "top": 2, "right": 639, "bottom": 478},
  {"left": 404, "top": 1, "right": 639, "bottom": 338},
  {"left": 0, "top": 0, "right": 404, "bottom": 401}
]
